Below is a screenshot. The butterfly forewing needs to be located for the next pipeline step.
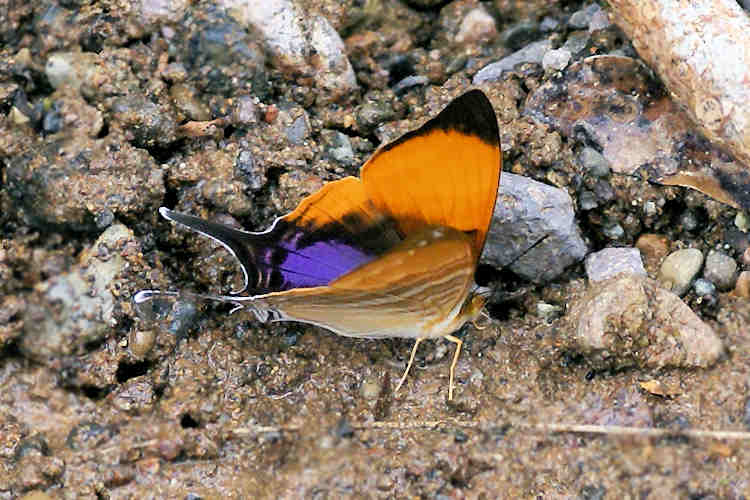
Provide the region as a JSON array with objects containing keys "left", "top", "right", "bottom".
[{"left": 361, "top": 89, "right": 501, "bottom": 257}]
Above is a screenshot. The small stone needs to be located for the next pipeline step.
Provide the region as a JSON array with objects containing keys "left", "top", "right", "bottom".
[
  {"left": 735, "top": 211, "right": 750, "bottom": 232},
  {"left": 734, "top": 271, "right": 750, "bottom": 298},
  {"left": 562, "top": 31, "right": 591, "bottom": 56},
  {"left": 585, "top": 247, "right": 646, "bottom": 283},
  {"left": 578, "top": 190, "right": 598, "bottom": 211},
  {"left": 129, "top": 330, "right": 156, "bottom": 359},
  {"left": 455, "top": 6, "right": 497, "bottom": 45},
  {"left": 593, "top": 180, "right": 615, "bottom": 202},
  {"left": 569, "top": 4, "right": 601, "bottom": 29},
  {"left": 704, "top": 250, "right": 738, "bottom": 291},
  {"left": 589, "top": 8, "right": 611, "bottom": 32},
  {"left": 659, "top": 248, "right": 704, "bottom": 296},
  {"left": 285, "top": 113, "right": 310, "bottom": 145},
  {"left": 542, "top": 48, "right": 571, "bottom": 72},
  {"left": 360, "top": 375, "right": 382, "bottom": 400},
  {"left": 580, "top": 147, "right": 610, "bottom": 177},
  {"left": 679, "top": 209, "right": 699, "bottom": 232},
  {"left": 540, "top": 17, "right": 559, "bottom": 32},
  {"left": 321, "top": 129, "right": 355, "bottom": 167},
  {"left": 601, "top": 222, "right": 624, "bottom": 240},
  {"left": 693, "top": 278, "right": 716, "bottom": 296},
  {"left": 500, "top": 20, "right": 539, "bottom": 50},
  {"left": 20, "top": 225, "right": 138, "bottom": 360},
  {"left": 482, "top": 173, "right": 588, "bottom": 283},
  {"left": 235, "top": 150, "right": 266, "bottom": 191},
  {"left": 568, "top": 274, "right": 724, "bottom": 370},
  {"left": 473, "top": 39, "right": 552, "bottom": 83},
  {"left": 232, "top": 95, "right": 259, "bottom": 126},
  {"left": 635, "top": 233, "right": 669, "bottom": 263},
  {"left": 643, "top": 200, "right": 658, "bottom": 216},
  {"left": 536, "top": 302, "right": 563, "bottom": 322}
]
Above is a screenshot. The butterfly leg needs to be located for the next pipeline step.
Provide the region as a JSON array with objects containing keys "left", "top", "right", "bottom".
[
  {"left": 444, "top": 334, "right": 463, "bottom": 401},
  {"left": 394, "top": 338, "right": 423, "bottom": 394}
]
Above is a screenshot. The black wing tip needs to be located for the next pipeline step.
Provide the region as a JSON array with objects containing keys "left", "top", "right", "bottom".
[
  {"left": 383, "top": 89, "right": 500, "bottom": 152},
  {"left": 432, "top": 89, "right": 499, "bottom": 147}
]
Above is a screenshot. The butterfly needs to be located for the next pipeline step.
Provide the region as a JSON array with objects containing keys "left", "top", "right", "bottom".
[{"left": 136, "top": 89, "right": 502, "bottom": 400}]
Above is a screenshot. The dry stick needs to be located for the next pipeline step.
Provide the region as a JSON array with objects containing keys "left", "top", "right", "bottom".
[
  {"left": 606, "top": 0, "right": 750, "bottom": 167},
  {"left": 231, "top": 420, "right": 750, "bottom": 441}
]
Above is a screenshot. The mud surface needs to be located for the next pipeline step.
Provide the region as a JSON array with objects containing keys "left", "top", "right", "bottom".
[{"left": 2, "top": 1, "right": 750, "bottom": 498}]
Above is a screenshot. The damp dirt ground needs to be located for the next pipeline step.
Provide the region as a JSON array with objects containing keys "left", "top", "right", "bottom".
[{"left": 2, "top": 1, "right": 750, "bottom": 499}]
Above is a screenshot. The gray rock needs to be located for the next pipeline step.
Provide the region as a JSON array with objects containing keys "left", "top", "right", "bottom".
[
  {"left": 481, "top": 173, "right": 588, "bottom": 283},
  {"left": 580, "top": 147, "right": 610, "bottom": 177},
  {"left": 568, "top": 274, "right": 724, "bottom": 370},
  {"left": 601, "top": 222, "right": 624, "bottom": 240},
  {"left": 578, "top": 190, "right": 598, "bottom": 211},
  {"left": 473, "top": 39, "right": 552, "bottom": 83},
  {"left": 693, "top": 278, "right": 716, "bottom": 296},
  {"left": 542, "top": 48, "right": 571, "bottom": 72},
  {"left": 659, "top": 248, "right": 704, "bottom": 296},
  {"left": 585, "top": 247, "right": 646, "bottom": 283},
  {"left": 321, "top": 129, "right": 355, "bottom": 167},
  {"left": 309, "top": 15, "right": 358, "bottom": 102},
  {"left": 20, "top": 225, "right": 138, "bottom": 361},
  {"left": 568, "top": 4, "right": 601, "bottom": 29},
  {"left": 227, "top": 0, "right": 357, "bottom": 102},
  {"left": 285, "top": 112, "right": 311, "bottom": 145},
  {"left": 703, "top": 250, "right": 738, "bottom": 291},
  {"left": 500, "top": 20, "right": 539, "bottom": 50},
  {"left": 235, "top": 149, "right": 267, "bottom": 191},
  {"left": 562, "top": 31, "right": 591, "bottom": 57}
]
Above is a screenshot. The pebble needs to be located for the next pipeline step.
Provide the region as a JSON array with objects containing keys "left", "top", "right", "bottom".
[
  {"left": 635, "top": 233, "right": 669, "bottom": 263},
  {"left": 542, "top": 48, "right": 571, "bottom": 72},
  {"left": 568, "top": 274, "right": 724, "bottom": 370},
  {"left": 455, "top": 6, "right": 497, "bottom": 45},
  {"left": 19, "top": 225, "right": 139, "bottom": 361},
  {"left": 540, "top": 17, "right": 560, "bottom": 32},
  {"left": 659, "top": 248, "right": 704, "bottom": 296},
  {"left": 129, "top": 330, "right": 156, "bottom": 359},
  {"left": 679, "top": 209, "right": 699, "bottom": 232},
  {"left": 580, "top": 147, "right": 611, "bottom": 177},
  {"left": 585, "top": 247, "right": 646, "bottom": 283},
  {"left": 321, "top": 129, "right": 355, "bottom": 167},
  {"left": 601, "top": 222, "right": 624, "bottom": 240},
  {"left": 473, "top": 39, "right": 552, "bottom": 83},
  {"left": 285, "top": 112, "right": 311, "bottom": 146},
  {"left": 309, "top": 15, "right": 358, "bottom": 102},
  {"left": 481, "top": 172, "right": 588, "bottom": 283},
  {"left": 562, "top": 31, "right": 591, "bottom": 56},
  {"left": 693, "top": 278, "right": 716, "bottom": 297},
  {"left": 703, "top": 250, "right": 738, "bottom": 291},
  {"left": 735, "top": 271, "right": 750, "bottom": 298},
  {"left": 578, "top": 190, "right": 598, "bottom": 211},
  {"left": 360, "top": 375, "right": 382, "bottom": 400},
  {"left": 568, "top": 4, "right": 602, "bottom": 29},
  {"left": 227, "top": 0, "right": 356, "bottom": 102},
  {"left": 500, "top": 20, "right": 539, "bottom": 50},
  {"left": 735, "top": 211, "right": 750, "bottom": 232},
  {"left": 236, "top": 149, "right": 267, "bottom": 191}
]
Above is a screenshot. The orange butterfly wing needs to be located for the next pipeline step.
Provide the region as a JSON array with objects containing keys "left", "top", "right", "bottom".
[{"left": 361, "top": 89, "right": 501, "bottom": 257}]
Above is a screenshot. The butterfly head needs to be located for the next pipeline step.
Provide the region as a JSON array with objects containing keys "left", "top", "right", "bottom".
[{"left": 460, "top": 285, "right": 492, "bottom": 329}]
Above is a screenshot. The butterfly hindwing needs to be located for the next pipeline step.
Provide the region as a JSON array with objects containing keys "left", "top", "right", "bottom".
[
  {"left": 252, "top": 226, "right": 476, "bottom": 339},
  {"left": 161, "top": 177, "right": 401, "bottom": 294}
]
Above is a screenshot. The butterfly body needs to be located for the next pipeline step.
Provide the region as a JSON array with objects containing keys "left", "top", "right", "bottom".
[{"left": 144, "top": 89, "right": 502, "bottom": 400}]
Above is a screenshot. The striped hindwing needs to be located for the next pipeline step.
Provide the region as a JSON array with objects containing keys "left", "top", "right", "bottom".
[{"left": 251, "top": 226, "right": 476, "bottom": 339}]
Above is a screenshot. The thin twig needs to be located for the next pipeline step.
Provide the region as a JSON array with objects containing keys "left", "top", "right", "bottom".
[{"left": 230, "top": 419, "right": 750, "bottom": 441}]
